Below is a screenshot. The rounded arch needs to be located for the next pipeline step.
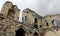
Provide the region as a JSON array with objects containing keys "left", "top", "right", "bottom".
[
  {"left": 32, "top": 29, "right": 41, "bottom": 36},
  {"left": 15, "top": 28, "right": 25, "bottom": 36},
  {"left": 15, "top": 26, "right": 29, "bottom": 36},
  {"left": 34, "top": 32, "right": 39, "bottom": 36}
]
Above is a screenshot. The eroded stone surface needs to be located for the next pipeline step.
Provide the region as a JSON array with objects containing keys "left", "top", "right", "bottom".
[{"left": 0, "top": 1, "right": 60, "bottom": 36}]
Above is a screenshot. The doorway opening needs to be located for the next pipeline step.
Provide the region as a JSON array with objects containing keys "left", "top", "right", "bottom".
[
  {"left": 15, "top": 28, "right": 25, "bottom": 36},
  {"left": 34, "top": 32, "right": 38, "bottom": 36}
]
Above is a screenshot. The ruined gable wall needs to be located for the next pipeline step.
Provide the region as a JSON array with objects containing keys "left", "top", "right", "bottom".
[
  {"left": 1, "top": 1, "right": 19, "bottom": 21},
  {"left": 22, "top": 8, "right": 42, "bottom": 29},
  {"left": 1, "top": 1, "right": 60, "bottom": 36}
]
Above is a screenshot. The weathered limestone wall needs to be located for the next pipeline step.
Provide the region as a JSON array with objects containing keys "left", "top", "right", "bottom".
[
  {"left": 0, "top": 1, "right": 41, "bottom": 36},
  {"left": 42, "top": 15, "right": 60, "bottom": 36},
  {"left": 0, "top": 18, "right": 20, "bottom": 36},
  {"left": 42, "top": 15, "right": 60, "bottom": 30},
  {"left": 1, "top": 1, "right": 19, "bottom": 22},
  {"left": 1, "top": 1, "right": 13, "bottom": 18},
  {"left": 22, "top": 8, "right": 42, "bottom": 29},
  {"left": 0, "top": 1, "right": 21, "bottom": 36},
  {"left": 0, "top": 1, "right": 60, "bottom": 36}
]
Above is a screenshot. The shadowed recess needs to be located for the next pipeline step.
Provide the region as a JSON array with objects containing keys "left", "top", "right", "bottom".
[{"left": 16, "top": 28, "right": 25, "bottom": 36}]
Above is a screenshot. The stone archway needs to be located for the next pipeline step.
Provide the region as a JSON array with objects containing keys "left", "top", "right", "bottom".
[
  {"left": 15, "top": 28, "right": 25, "bottom": 36},
  {"left": 34, "top": 32, "right": 39, "bottom": 36},
  {"left": 32, "top": 29, "right": 41, "bottom": 36}
]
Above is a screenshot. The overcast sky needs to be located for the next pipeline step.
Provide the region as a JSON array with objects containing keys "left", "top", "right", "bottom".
[{"left": 0, "top": 0, "right": 60, "bottom": 22}]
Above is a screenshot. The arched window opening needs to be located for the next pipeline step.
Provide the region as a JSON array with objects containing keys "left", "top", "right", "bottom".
[
  {"left": 52, "top": 20, "right": 58, "bottom": 31},
  {"left": 7, "top": 9, "right": 15, "bottom": 20},
  {"left": 34, "top": 18, "right": 37, "bottom": 23},
  {"left": 34, "top": 32, "right": 38, "bottom": 36},
  {"left": 34, "top": 18, "right": 38, "bottom": 28},
  {"left": 15, "top": 28, "right": 25, "bottom": 36},
  {"left": 46, "top": 23, "right": 49, "bottom": 26},
  {"left": 52, "top": 20, "right": 58, "bottom": 27}
]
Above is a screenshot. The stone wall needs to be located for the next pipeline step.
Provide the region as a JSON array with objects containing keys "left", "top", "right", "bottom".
[
  {"left": 0, "top": 1, "right": 60, "bottom": 36},
  {"left": 22, "top": 8, "right": 42, "bottom": 29}
]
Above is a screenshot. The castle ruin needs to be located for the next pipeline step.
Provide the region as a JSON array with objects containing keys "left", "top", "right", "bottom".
[{"left": 0, "top": 1, "right": 60, "bottom": 36}]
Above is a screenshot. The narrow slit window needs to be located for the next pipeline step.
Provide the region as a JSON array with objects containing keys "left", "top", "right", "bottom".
[
  {"left": 34, "top": 18, "right": 37, "bottom": 23},
  {"left": 46, "top": 23, "right": 49, "bottom": 26}
]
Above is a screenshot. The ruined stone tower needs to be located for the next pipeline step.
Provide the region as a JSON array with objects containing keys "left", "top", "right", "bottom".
[
  {"left": 0, "top": 1, "right": 42, "bottom": 36},
  {"left": 0, "top": 1, "right": 60, "bottom": 36}
]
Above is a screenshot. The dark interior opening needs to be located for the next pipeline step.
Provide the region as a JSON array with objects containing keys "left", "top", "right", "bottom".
[
  {"left": 34, "top": 24, "right": 38, "bottom": 29},
  {"left": 8, "top": 9, "right": 15, "bottom": 16},
  {"left": 34, "top": 32, "right": 38, "bottom": 36},
  {"left": 0, "top": 14, "right": 4, "bottom": 20},
  {"left": 34, "top": 18, "right": 38, "bottom": 28},
  {"left": 40, "top": 25, "right": 42, "bottom": 28},
  {"left": 52, "top": 20, "right": 54, "bottom": 23},
  {"left": 15, "top": 28, "right": 25, "bottom": 36},
  {"left": 7, "top": 9, "right": 15, "bottom": 20},
  {"left": 56, "top": 29, "right": 58, "bottom": 31},
  {"left": 34, "top": 18, "right": 37, "bottom": 23},
  {"left": 50, "top": 16, "right": 51, "bottom": 17},
  {"left": 46, "top": 23, "right": 49, "bottom": 26}
]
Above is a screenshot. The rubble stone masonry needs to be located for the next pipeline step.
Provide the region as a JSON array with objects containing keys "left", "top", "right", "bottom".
[{"left": 0, "top": 1, "right": 60, "bottom": 36}]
